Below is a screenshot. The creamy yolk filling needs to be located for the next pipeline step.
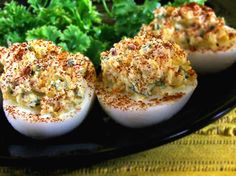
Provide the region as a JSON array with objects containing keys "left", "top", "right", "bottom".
[
  {"left": 139, "top": 3, "right": 236, "bottom": 52},
  {"left": 100, "top": 36, "right": 196, "bottom": 100},
  {"left": 0, "top": 40, "right": 94, "bottom": 118}
]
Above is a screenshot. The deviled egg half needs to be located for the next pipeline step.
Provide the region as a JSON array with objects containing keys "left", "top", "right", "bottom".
[
  {"left": 96, "top": 36, "right": 197, "bottom": 128},
  {"left": 139, "top": 3, "right": 236, "bottom": 73},
  {"left": 0, "top": 40, "right": 96, "bottom": 139}
]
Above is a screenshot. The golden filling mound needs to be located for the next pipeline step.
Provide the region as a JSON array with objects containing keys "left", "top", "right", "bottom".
[
  {"left": 139, "top": 3, "right": 236, "bottom": 52},
  {"left": 0, "top": 40, "right": 95, "bottom": 117},
  {"left": 100, "top": 36, "right": 196, "bottom": 100}
]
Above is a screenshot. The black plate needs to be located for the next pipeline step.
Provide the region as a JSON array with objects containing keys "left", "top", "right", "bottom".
[{"left": 0, "top": 0, "right": 236, "bottom": 168}]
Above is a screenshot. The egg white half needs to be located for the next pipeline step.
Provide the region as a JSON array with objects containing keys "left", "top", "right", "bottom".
[
  {"left": 97, "top": 82, "right": 197, "bottom": 128},
  {"left": 3, "top": 87, "right": 95, "bottom": 139},
  {"left": 188, "top": 46, "right": 236, "bottom": 74},
  {"left": 188, "top": 26, "right": 236, "bottom": 74}
]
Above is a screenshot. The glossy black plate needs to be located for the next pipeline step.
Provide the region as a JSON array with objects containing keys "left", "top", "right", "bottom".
[{"left": 0, "top": 0, "right": 236, "bottom": 168}]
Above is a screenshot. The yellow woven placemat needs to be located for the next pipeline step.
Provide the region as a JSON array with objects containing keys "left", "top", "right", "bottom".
[{"left": 1, "top": 108, "right": 236, "bottom": 175}]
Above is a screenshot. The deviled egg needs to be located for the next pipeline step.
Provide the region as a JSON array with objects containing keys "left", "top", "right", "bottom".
[
  {"left": 96, "top": 36, "right": 197, "bottom": 128},
  {"left": 0, "top": 40, "right": 96, "bottom": 139},
  {"left": 139, "top": 3, "right": 236, "bottom": 73}
]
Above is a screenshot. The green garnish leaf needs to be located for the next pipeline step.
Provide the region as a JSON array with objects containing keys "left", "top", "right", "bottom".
[
  {"left": 171, "top": 0, "right": 207, "bottom": 6},
  {"left": 4, "top": 31, "right": 25, "bottom": 45},
  {"left": 26, "top": 26, "right": 62, "bottom": 43},
  {"left": 85, "top": 38, "right": 109, "bottom": 68},
  {"left": 0, "top": 1, "right": 34, "bottom": 45},
  {"left": 59, "top": 25, "right": 91, "bottom": 53},
  {"left": 111, "top": 0, "right": 160, "bottom": 38}
]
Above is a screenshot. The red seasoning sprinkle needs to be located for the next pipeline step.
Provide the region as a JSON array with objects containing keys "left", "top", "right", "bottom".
[
  {"left": 5, "top": 105, "right": 62, "bottom": 123},
  {"left": 96, "top": 82, "right": 184, "bottom": 111}
]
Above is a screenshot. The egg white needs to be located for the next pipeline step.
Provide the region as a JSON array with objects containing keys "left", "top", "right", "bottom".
[
  {"left": 97, "top": 82, "right": 197, "bottom": 128},
  {"left": 188, "top": 45, "right": 236, "bottom": 74},
  {"left": 188, "top": 26, "right": 236, "bottom": 74},
  {"left": 3, "top": 87, "right": 95, "bottom": 139}
]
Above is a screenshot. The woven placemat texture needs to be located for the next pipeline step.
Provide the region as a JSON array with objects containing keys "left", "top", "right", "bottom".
[{"left": 1, "top": 108, "right": 236, "bottom": 175}]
